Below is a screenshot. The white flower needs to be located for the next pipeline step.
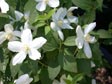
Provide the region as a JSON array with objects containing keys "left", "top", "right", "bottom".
[
  {"left": 0, "top": 0, "right": 9, "bottom": 13},
  {"left": 91, "top": 79, "right": 96, "bottom": 84},
  {"left": 14, "top": 74, "right": 33, "bottom": 84},
  {"left": 67, "top": 7, "right": 78, "bottom": 24},
  {"left": 35, "top": 0, "right": 59, "bottom": 11},
  {"left": 10, "top": 11, "right": 30, "bottom": 23},
  {"left": 0, "top": 24, "right": 21, "bottom": 44},
  {"left": 0, "top": 80, "right": 3, "bottom": 84},
  {"left": 75, "top": 22, "right": 96, "bottom": 58},
  {"left": 8, "top": 26, "right": 47, "bottom": 65},
  {"left": 91, "top": 61, "right": 96, "bottom": 67},
  {"left": 50, "top": 8, "right": 73, "bottom": 40}
]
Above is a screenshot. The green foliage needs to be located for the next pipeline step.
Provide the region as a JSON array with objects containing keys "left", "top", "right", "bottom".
[
  {"left": 1, "top": 0, "right": 112, "bottom": 84},
  {"left": 64, "top": 36, "right": 76, "bottom": 46}
]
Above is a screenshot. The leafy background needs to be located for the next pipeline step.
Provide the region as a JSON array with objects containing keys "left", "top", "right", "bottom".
[{"left": 0, "top": 0, "right": 112, "bottom": 84}]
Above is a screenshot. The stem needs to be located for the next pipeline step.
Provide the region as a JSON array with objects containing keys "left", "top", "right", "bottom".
[
  {"left": 74, "top": 48, "right": 78, "bottom": 56},
  {"left": 38, "top": 61, "right": 48, "bottom": 68}
]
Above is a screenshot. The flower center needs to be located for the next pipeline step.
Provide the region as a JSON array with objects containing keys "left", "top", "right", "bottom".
[
  {"left": 58, "top": 20, "right": 63, "bottom": 27},
  {"left": 5, "top": 33, "right": 13, "bottom": 40},
  {"left": 44, "top": 0, "right": 49, "bottom": 3},
  {"left": 23, "top": 44, "right": 30, "bottom": 52},
  {"left": 84, "top": 34, "right": 91, "bottom": 42}
]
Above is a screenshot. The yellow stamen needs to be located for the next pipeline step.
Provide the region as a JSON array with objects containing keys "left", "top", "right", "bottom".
[
  {"left": 58, "top": 20, "right": 63, "bottom": 27},
  {"left": 23, "top": 44, "right": 30, "bottom": 52},
  {"left": 44, "top": 0, "right": 49, "bottom": 3},
  {"left": 84, "top": 34, "right": 91, "bottom": 42},
  {"left": 5, "top": 33, "right": 13, "bottom": 40}
]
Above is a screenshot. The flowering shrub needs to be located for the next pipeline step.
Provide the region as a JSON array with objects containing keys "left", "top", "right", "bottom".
[{"left": 0, "top": 0, "right": 112, "bottom": 84}]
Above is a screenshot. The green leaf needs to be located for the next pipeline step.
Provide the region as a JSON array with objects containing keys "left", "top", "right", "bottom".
[
  {"left": 43, "top": 41, "right": 58, "bottom": 52},
  {"left": 48, "top": 65, "right": 61, "bottom": 80},
  {"left": 73, "top": 73, "right": 83, "bottom": 83},
  {"left": 96, "top": 0, "right": 103, "bottom": 10},
  {"left": 33, "top": 74, "right": 40, "bottom": 82},
  {"left": 76, "top": 59, "right": 91, "bottom": 74},
  {"left": 97, "top": 29, "right": 112, "bottom": 38},
  {"left": 91, "top": 43, "right": 103, "bottom": 66},
  {"left": 24, "top": 0, "right": 38, "bottom": 24},
  {"left": 79, "top": 10, "right": 95, "bottom": 24},
  {"left": 45, "top": 26, "right": 51, "bottom": 35},
  {"left": 20, "top": 62, "right": 31, "bottom": 74},
  {"left": 34, "top": 21, "right": 46, "bottom": 28},
  {"left": 24, "top": 0, "right": 36, "bottom": 12},
  {"left": 58, "top": 52, "right": 77, "bottom": 73},
  {"left": 40, "top": 68, "right": 52, "bottom": 84},
  {"left": 0, "top": 59, "right": 9, "bottom": 73},
  {"left": 7, "top": 0, "right": 17, "bottom": 9},
  {"left": 72, "top": 0, "right": 95, "bottom": 11},
  {"left": 43, "top": 32, "right": 59, "bottom": 52},
  {"left": 64, "top": 36, "right": 76, "bottom": 46},
  {"left": 0, "top": 13, "right": 10, "bottom": 28},
  {"left": 10, "top": 63, "right": 20, "bottom": 78},
  {"left": 37, "top": 9, "right": 55, "bottom": 20}
]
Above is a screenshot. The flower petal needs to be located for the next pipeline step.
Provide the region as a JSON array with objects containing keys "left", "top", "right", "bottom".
[
  {"left": 48, "top": 0, "right": 59, "bottom": 8},
  {"left": 21, "top": 29, "right": 32, "bottom": 43},
  {"left": 36, "top": 2, "right": 46, "bottom": 11},
  {"left": 57, "top": 30, "right": 64, "bottom": 40},
  {"left": 84, "top": 22, "right": 96, "bottom": 35},
  {"left": 92, "top": 79, "right": 96, "bottom": 84},
  {"left": 12, "top": 51, "right": 26, "bottom": 65},
  {"left": 28, "top": 49, "right": 41, "bottom": 60},
  {"left": 58, "top": 8, "right": 67, "bottom": 19},
  {"left": 4, "top": 24, "right": 13, "bottom": 33},
  {"left": 83, "top": 41, "right": 92, "bottom": 58},
  {"left": 75, "top": 37, "right": 84, "bottom": 49},
  {"left": 68, "top": 16, "right": 78, "bottom": 24},
  {"left": 0, "top": 0, "right": 9, "bottom": 13},
  {"left": 24, "top": 11, "right": 30, "bottom": 20},
  {"left": 24, "top": 21, "right": 30, "bottom": 29},
  {"left": 68, "top": 7, "right": 78, "bottom": 12},
  {"left": 0, "top": 32, "right": 6, "bottom": 44},
  {"left": 31, "top": 37, "right": 47, "bottom": 49},
  {"left": 91, "top": 61, "right": 95, "bottom": 67},
  {"left": 15, "top": 11, "right": 23, "bottom": 21},
  {"left": 76, "top": 25, "right": 84, "bottom": 38},
  {"left": 50, "top": 22, "right": 60, "bottom": 31},
  {"left": 15, "top": 74, "right": 33, "bottom": 84},
  {"left": 13, "top": 30, "right": 21, "bottom": 38},
  {"left": 61, "top": 19, "right": 73, "bottom": 29},
  {"left": 53, "top": 8, "right": 67, "bottom": 21},
  {"left": 88, "top": 36, "right": 96, "bottom": 43},
  {"left": 8, "top": 41, "right": 22, "bottom": 52}
]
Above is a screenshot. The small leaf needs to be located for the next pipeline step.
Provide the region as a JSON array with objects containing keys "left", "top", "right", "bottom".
[
  {"left": 97, "top": 29, "right": 112, "bottom": 38},
  {"left": 45, "top": 26, "right": 51, "bottom": 35},
  {"left": 73, "top": 73, "right": 83, "bottom": 83},
  {"left": 64, "top": 36, "right": 76, "bottom": 46},
  {"left": 58, "top": 52, "right": 77, "bottom": 73},
  {"left": 40, "top": 68, "right": 52, "bottom": 84},
  {"left": 48, "top": 65, "right": 61, "bottom": 80},
  {"left": 72, "top": 0, "right": 94, "bottom": 11},
  {"left": 76, "top": 59, "right": 91, "bottom": 74},
  {"left": 38, "top": 9, "right": 55, "bottom": 20}
]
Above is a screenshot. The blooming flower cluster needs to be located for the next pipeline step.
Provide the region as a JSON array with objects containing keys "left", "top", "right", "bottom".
[
  {"left": 50, "top": 7, "right": 78, "bottom": 40},
  {"left": 0, "top": 0, "right": 98, "bottom": 83}
]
